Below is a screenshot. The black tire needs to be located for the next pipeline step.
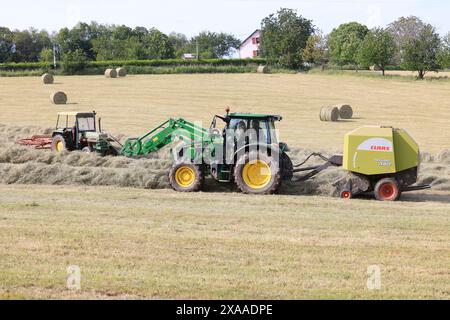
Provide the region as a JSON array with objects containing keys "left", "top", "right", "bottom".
[
  {"left": 234, "top": 151, "right": 282, "bottom": 194},
  {"left": 281, "top": 152, "right": 293, "bottom": 180},
  {"left": 169, "top": 163, "right": 203, "bottom": 192},
  {"left": 374, "top": 177, "right": 401, "bottom": 201},
  {"left": 51, "top": 135, "right": 67, "bottom": 153}
]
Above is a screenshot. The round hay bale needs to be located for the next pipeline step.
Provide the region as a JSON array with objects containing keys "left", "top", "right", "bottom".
[
  {"left": 116, "top": 67, "right": 127, "bottom": 77},
  {"left": 319, "top": 106, "right": 328, "bottom": 121},
  {"left": 105, "top": 68, "right": 117, "bottom": 78},
  {"left": 319, "top": 106, "right": 339, "bottom": 122},
  {"left": 42, "top": 73, "right": 54, "bottom": 84},
  {"left": 337, "top": 104, "right": 353, "bottom": 119},
  {"left": 328, "top": 106, "right": 340, "bottom": 121},
  {"left": 50, "top": 91, "right": 67, "bottom": 105},
  {"left": 257, "top": 65, "right": 270, "bottom": 74}
]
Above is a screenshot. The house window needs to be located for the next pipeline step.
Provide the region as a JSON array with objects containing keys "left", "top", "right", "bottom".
[
  {"left": 252, "top": 37, "right": 260, "bottom": 45},
  {"left": 253, "top": 50, "right": 260, "bottom": 58}
]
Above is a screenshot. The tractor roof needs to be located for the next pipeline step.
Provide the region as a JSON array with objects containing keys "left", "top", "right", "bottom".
[
  {"left": 228, "top": 113, "right": 282, "bottom": 121},
  {"left": 57, "top": 112, "right": 95, "bottom": 117}
]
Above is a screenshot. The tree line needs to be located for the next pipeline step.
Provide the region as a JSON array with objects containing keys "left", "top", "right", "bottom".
[
  {"left": 0, "top": 22, "right": 240, "bottom": 64},
  {"left": 0, "top": 9, "right": 449, "bottom": 78},
  {"left": 262, "top": 9, "right": 450, "bottom": 78}
]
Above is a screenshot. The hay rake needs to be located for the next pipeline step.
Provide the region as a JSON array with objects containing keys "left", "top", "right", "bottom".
[{"left": 17, "top": 135, "right": 52, "bottom": 150}]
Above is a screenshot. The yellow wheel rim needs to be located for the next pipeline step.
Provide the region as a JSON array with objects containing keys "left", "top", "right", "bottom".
[
  {"left": 55, "top": 141, "right": 64, "bottom": 152},
  {"left": 242, "top": 160, "right": 271, "bottom": 189},
  {"left": 175, "top": 166, "right": 196, "bottom": 188}
]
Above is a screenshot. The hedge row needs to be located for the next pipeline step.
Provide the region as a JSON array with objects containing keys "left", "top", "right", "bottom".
[{"left": 0, "top": 58, "right": 267, "bottom": 71}]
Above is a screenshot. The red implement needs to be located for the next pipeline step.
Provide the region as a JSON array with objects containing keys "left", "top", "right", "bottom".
[{"left": 17, "top": 135, "right": 52, "bottom": 150}]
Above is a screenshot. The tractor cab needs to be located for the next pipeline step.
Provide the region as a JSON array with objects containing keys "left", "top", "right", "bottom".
[
  {"left": 209, "top": 112, "right": 282, "bottom": 147},
  {"left": 51, "top": 111, "right": 112, "bottom": 155}
]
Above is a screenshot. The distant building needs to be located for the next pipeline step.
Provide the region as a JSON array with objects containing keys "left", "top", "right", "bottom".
[
  {"left": 239, "top": 29, "right": 261, "bottom": 59},
  {"left": 182, "top": 53, "right": 197, "bottom": 60}
]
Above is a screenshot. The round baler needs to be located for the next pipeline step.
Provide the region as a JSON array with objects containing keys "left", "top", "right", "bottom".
[{"left": 337, "top": 126, "right": 425, "bottom": 201}]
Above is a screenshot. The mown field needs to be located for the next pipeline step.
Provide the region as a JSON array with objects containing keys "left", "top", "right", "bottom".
[
  {"left": 0, "top": 73, "right": 449, "bottom": 153},
  {"left": 0, "top": 73, "right": 449, "bottom": 299},
  {"left": 0, "top": 185, "right": 448, "bottom": 299}
]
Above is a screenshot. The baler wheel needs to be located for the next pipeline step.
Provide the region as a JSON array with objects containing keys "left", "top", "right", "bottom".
[{"left": 374, "top": 178, "right": 401, "bottom": 201}]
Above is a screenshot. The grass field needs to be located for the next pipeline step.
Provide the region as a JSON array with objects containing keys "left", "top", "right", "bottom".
[
  {"left": 0, "top": 73, "right": 449, "bottom": 299},
  {"left": 0, "top": 185, "right": 449, "bottom": 299},
  {"left": 0, "top": 73, "right": 449, "bottom": 153}
]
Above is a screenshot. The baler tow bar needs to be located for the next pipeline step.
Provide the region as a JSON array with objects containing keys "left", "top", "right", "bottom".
[{"left": 292, "top": 153, "right": 343, "bottom": 182}]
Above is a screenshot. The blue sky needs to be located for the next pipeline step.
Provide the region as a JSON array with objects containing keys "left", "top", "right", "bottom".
[{"left": 1, "top": 0, "right": 449, "bottom": 39}]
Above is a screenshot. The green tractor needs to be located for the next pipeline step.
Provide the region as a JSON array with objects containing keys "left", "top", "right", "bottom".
[
  {"left": 51, "top": 111, "right": 118, "bottom": 156},
  {"left": 121, "top": 111, "right": 429, "bottom": 199},
  {"left": 121, "top": 110, "right": 295, "bottom": 194}
]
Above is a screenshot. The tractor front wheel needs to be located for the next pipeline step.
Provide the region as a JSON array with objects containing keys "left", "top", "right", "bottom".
[
  {"left": 169, "top": 163, "right": 203, "bottom": 192},
  {"left": 374, "top": 178, "right": 401, "bottom": 201},
  {"left": 51, "top": 135, "right": 67, "bottom": 153},
  {"left": 234, "top": 151, "right": 282, "bottom": 194}
]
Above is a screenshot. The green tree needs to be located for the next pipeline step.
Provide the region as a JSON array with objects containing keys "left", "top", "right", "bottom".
[
  {"left": 61, "top": 49, "right": 88, "bottom": 74},
  {"left": 357, "top": 28, "right": 396, "bottom": 76},
  {"left": 189, "top": 31, "right": 240, "bottom": 59},
  {"left": 402, "top": 25, "right": 441, "bottom": 79},
  {"left": 328, "top": 22, "right": 369, "bottom": 69},
  {"left": 145, "top": 28, "right": 175, "bottom": 59},
  {"left": 302, "top": 32, "right": 328, "bottom": 70},
  {"left": 437, "top": 32, "right": 450, "bottom": 69},
  {"left": 55, "top": 23, "right": 95, "bottom": 60},
  {"left": 260, "top": 8, "right": 314, "bottom": 69},
  {"left": 168, "top": 32, "right": 189, "bottom": 58},
  {"left": 39, "top": 48, "right": 54, "bottom": 63},
  {"left": 387, "top": 16, "right": 426, "bottom": 65},
  {"left": 0, "top": 27, "right": 14, "bottom": 62},
  {"left": 12, "top": 28, "right": 51, "bottom": 62}
]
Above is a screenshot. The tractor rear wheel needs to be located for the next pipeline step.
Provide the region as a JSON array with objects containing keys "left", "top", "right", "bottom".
[
  {"left": 51, "top": 135, "right": 67, "bottom": 153},
  {"left": 374, "top": 178, "right": 401, "bottom": 201},
  {"left": 234, "top": 151, "right": 282, "bottom": 194},
  {"left": 169, "top": 163, "right": 203, "bottom": 192}
]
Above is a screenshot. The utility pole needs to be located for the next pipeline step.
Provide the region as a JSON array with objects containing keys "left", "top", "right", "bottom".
[
  {"left": 53, "top": 43, "right": 57, "bottom": 69},
  {"left": 196, "top": 39, "right": 199, "bottom": 60}
]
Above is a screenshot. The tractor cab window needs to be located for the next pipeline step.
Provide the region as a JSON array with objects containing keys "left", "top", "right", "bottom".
[
  {"left": 77, "top": 117, "right": 95, "bottom": 132},
  {"left": 227, "top": 118, "right": 275, "bottom": 145},
  {"left": 228, "top": 119, "right": 247, "bottom": 141},
  {"left": 249, "top": 119, "right": 273, "bottom": 144},
  {"left": 268, "top": 121, "right": 278, "bottom": 144}
]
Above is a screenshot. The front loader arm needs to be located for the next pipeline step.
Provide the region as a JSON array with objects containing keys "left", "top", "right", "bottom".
[{"left": 121, "top": 118, "right": 210, "bottom": 157}]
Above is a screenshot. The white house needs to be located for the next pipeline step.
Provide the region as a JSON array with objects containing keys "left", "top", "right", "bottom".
[{"left": 239, "top": 29, "right": 261, "bottom": 59}]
